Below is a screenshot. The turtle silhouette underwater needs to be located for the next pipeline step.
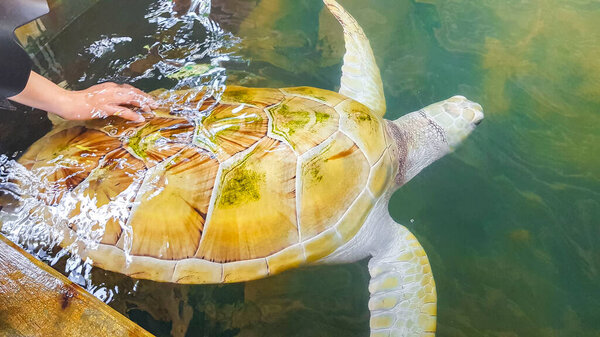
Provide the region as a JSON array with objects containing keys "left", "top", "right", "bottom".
[{"left": 4, "top": 0, "right": 484, "bottom": 335}]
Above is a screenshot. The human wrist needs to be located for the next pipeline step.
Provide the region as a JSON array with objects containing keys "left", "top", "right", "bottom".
[
  {"left": 8, "top": 71, "right": 74, "bottom": 118},
  {"left": 46, "top": 87, "right": 77, "bottom": 119}
]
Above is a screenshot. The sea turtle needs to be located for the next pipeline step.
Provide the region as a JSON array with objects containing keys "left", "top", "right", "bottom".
[{"left": 4, "top": 0, "right": 484, "bottom": 335}]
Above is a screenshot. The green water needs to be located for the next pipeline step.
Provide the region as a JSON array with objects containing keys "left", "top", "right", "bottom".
[{"left": 2, "top": 0, "right": 599, "bottom": 336}]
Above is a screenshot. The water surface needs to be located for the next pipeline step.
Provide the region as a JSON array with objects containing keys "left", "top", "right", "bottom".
[{"left": 1, "top": 0, "right": 599, "bottom": 336}]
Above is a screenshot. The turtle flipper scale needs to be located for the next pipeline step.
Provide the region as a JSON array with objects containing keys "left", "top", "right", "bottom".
[
  {"left": 323, "top": 0, "right": 386, "bottom": 117},
  {"left": 369, "top": 219, "right": 437, "bottom": 336}
]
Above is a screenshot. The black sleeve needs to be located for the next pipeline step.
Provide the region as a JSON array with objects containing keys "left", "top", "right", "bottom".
[{"left": 0, "top": 0, "right": 49, "bottom": 100}]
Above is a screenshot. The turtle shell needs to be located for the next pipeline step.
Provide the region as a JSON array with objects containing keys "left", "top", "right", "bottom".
[{"left": 18, "top": 86, "right": 395, "bottom": 284}]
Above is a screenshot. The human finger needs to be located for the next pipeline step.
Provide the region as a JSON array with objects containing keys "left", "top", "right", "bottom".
[
  {"left": 141, "top": 104, "right": 152, "bottom": 113},
  {"left": 111, "top": 87, "right": 157, "bottom": 110},
  {"left": 109, "top": 88, "right": 148, "bottom": 106},
  {"left": 104, "top": 105, "right": 145, "bottom": 122},
  {"left": 119, "top": 84, "right": 158, "bottom": 107}
]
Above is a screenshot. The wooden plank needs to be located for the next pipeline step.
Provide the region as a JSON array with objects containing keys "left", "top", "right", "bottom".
[{"left": 0, "top": 234, "right": 154, "bottom": 337}]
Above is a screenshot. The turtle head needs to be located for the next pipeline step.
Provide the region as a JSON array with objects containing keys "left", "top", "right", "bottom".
[{"left": 387, "top": 96, "right": 484, "bottom": 187}]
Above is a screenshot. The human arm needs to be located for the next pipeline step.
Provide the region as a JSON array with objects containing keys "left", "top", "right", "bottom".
[{"left": 8, "top": 71, "right": 157, "bottom": 122}]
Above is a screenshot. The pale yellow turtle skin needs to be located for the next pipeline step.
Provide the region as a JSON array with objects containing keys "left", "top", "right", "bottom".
[{"left": 18, "top": 85, "right": 394, "bottom": 284}]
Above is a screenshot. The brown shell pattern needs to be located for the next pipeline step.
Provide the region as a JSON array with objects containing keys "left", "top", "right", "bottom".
[{"left": 19, "top": 86, "right": 391, "bottom": 283}]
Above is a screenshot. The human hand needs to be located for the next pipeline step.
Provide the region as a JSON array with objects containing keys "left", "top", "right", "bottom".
[
  {"left": 53, "top": 82, "right": 158, "bottom": 122},
  {"left": 8, "top": 72, "right": 158, "bottom": 123}
]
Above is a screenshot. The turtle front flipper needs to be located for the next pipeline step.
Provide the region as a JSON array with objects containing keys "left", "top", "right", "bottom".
[
  {"left": 323, "top": 0, "right": 386, "bottom": 117},
  {"left": 369, "top": 217, "right": 437, "bottom": 336}
]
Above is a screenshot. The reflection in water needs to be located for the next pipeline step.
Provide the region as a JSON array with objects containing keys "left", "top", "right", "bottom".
[{"left": 83, "top": 0, "right": 238, "bottom": 119}]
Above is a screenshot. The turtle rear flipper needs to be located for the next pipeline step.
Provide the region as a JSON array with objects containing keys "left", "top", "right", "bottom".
[
  {"left": 0, "top": 184, "right": 21, "bottom": 213},
  {"left": 0, "top": 156, "right": 23, "bottom": 213},
  {"left": 369, "top": 217, "right": 437, "bottom": 336}
]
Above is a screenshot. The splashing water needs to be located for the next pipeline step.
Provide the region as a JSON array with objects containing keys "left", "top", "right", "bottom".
[
  {"left": 169, "top": 2, "right": 239, "bottom": 120},
  {"left": 0, "top": 152, "right": 143, "bottom": 291},
  {"left": 1, "top": 0, "right": 237, "bottom": 276},
  {"left": 81, "top": 0, "right": 239, "bottom": 120},
  {"left": 0, "top": 0, "right": 243, "bottom": 304}
]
